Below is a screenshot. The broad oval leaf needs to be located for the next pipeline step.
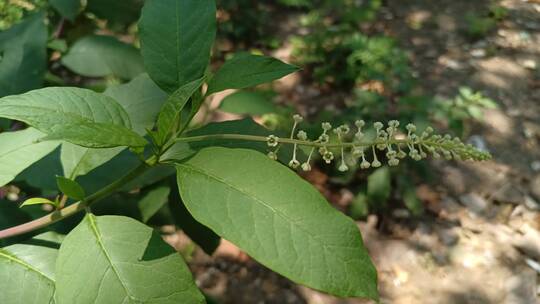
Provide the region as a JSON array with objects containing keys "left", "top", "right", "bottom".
[
  {"left": 139, "top": 0, "right": 216, "bottom": 93},
  {"left": 0, "top": 87, "right": 132, "bottom": 133},
  {"left": 56, "top": 176, "right": 86, "bottom": 200},
  {"left": 206, "top": 53, "right": 300, "bottom": 95},
  {"left": 0, "top": 128, "right": 60, "bottom": 187},
  {"left": 0, "top": 232, "right": 63, "bottom": 304},
  {"left": 0, "top": 13, "right": 47, "bottom": 97},
  {"left": 55, "top": 214, "right": 205, "bottom": 303},
  {"left": 62, "top": 35, "right": 144, "bottom": 79},
  {"left": 176, "top": 147, "right": 378, "bottom": 299},
  {"left": 105, "top": 74, "right": 167, "bottom": 134}
]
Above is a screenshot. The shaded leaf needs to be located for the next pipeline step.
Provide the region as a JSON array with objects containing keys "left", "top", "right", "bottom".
[
  {"left": 104, "top": 74, "right": 168, "bottom": 134},
  {"left": 138, "top": 186, "right": 171, "bottom": 223},
  {"left": 87, "top": 0, "right": 144, "bottom": 24},
  {"left": 55, "top": 214, "right": 205, "bottom": 303},
  {"left": 50, "top": 0, "right": 82, "bottom": 20},
  {"left": 0, "top": 128, "right": 60, "bottom": 187},
  {"left": 56, "top": 176, "right": 85, "bottom": 200},
  {"left": 219, "top": 90, "right": 276, "bottom": 115},
  {"left": 367, "top": 166, "right": 391, "bottom": 210},
  {"left": 62, "top": 35, "right": 144, "bottom": 79},
  {"left": 176, "top": 147, "right": 378, "bottom": 299},
  {"left": 206, "top": 53, "right": 299, "bottom": 95},
  {"left": 139, "top": 0, "right": 216, "bottom": 93},
  {"left": 169, "top": 186, "right": 220, "bottom": 255},
  {"left": 0, "top": 13, "right": 47, "bottom": 97},
  {"left": 60, "top": 143, "right": 123, "bottom": 180}
]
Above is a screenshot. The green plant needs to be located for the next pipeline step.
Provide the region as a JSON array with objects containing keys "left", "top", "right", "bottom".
[{"left": 0, "top": 1, "right": 490, "bottom": 303}]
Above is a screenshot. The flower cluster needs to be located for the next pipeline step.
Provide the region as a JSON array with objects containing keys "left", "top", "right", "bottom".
[{"left": 266, "top": 115, "right": 491, "bottom": 172}]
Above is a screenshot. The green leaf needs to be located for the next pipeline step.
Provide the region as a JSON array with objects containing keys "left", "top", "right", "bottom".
[
  {"left": 105, "top": 74, "right": 168, "bottom": 134},
  {"left": 169, "top": 191, "right": 220, "bottom": 256},
  {"left": 20, "top": 197, "right": 58, "bottom": 208},
  {"left": 62, "top": 35, "right": 145, "bottom": 79},
  {"left": 206, "top": 53, "right": 300, "bottom": 95},
  {"left": 139, "top": 0, "right": 216, "bottom": 93},
  {"left": 160, "top": 142, "right": 195, "bottom": 163},
  {"left": 138, "top": 186, "right": 171, "bottom": 223},
  {"left": 156, "top": 77, "right": 204, "bottom": 143},
  {"left": 0, "top": 13, "right": 47, "bottom": 97},
  {"left": 219, "top": 90, "right": 276, "bottom": 115},
  {"left": 350, "top": 191, "right": 369, "bottom": 220},
  {"left": 0, "top": 128, "right": 60, "bottom": 187},
  {"left": 367, "top": 166, "right": 391, "bottom": 210},
  {"left": 55, "top": 214, "right": 205, "bottom": 303},
  {"left": 16, "top": 146, "right": 64, "bottom": 191},
  {"left": 49, "top": 0, "right": 82, "bottom": 21},
  {"left": 0, "top": 232, "right": 63, "bottom": 304},
  {"left": 0, "top": 87, "right": 132, "bottom": 134},
  {"left": 87, "top": 0, "right": 144, "bottom": 24},
  {"left": 56, "top": 176, "right": 85, "bottom": 200},
  {"left": 176, "top": 147, "right": 378, "bottom": 299},
  {"left": 40, "top": 121, "right": 148, "bottom": 148},
  {"left": 60, "top": 143, "right": 124, "bottom": 180}
]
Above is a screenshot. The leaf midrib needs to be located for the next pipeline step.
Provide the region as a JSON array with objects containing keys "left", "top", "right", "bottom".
[
  {"left": 0, "top": 249, "right": 54, "bottom": 283},
  {"left": 86, "top": 215, "right": 137, "bottom": 302}
]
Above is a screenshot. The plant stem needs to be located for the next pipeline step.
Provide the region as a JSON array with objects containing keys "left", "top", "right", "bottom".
[
  {"left": 0, "top": 160, "right": 153, "bottom": 240},
  {"left": 175, "top": 133, "right": 413, "bottom": 148}
]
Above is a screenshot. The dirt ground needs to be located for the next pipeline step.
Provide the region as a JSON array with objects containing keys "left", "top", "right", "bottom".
[{"left": 169, "top": 1, "right": 540, "bottom": 303}]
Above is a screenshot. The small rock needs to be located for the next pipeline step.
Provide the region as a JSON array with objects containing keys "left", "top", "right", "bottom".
[
  {"left": 470, "top": 49, "right": 486, "bottom": 58},
  {"left": 531, "top": 161, "right": 540, "bottom": 171},
  {"left": 460, "top": 193, "right": 489, "bottom": 215},
  {"left": 392, "top": 208, "right": 411, "bottom": 219},
  {"left": 438, "top": 228, "right": 459, "bottom": 246}
]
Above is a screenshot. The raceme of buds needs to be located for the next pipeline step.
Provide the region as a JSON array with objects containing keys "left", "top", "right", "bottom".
[{"left": 267, "top": 115, "right": 491, "bottom": 172}]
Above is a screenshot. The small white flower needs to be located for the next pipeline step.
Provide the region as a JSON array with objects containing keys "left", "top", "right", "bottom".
[
  {"left": 338, "top": 163, "right": 349, "bottom": 172},
  {"left": 297, "top": 130, "right": 308, "bottom": 140},
  {"left": 266, "top": 135, "right": 279, "bottom": 147},
  {"left": 322, "top": 122, "right": 332, "bottom": 131},
  {"left": 293, "top": 114, "right": 304, "bottom": 123},
  {"left": 289, "top": 159, "right": 300, "bottom": 169},
  {"left": 267, "top": 151, "right": 277, "bottom": 160},
  {"left": 301, "top": 162, "right": 312, "bottom": 171}
]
